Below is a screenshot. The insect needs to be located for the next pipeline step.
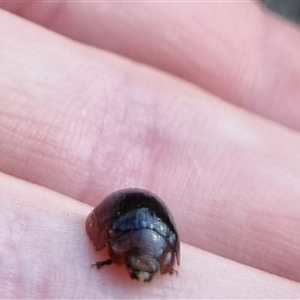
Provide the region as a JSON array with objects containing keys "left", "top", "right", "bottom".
[{"left": 86, "top": 188, "right": 180, "bottom": 282}]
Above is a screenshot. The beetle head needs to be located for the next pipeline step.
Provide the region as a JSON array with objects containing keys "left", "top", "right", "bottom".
[{"left": 126, "top": 255, "right": 160, "bottom": 282}]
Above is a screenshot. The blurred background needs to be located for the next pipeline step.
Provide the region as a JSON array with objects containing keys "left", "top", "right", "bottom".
[{"left": 260, "top": 0, "right": 300, "bottom": 24}]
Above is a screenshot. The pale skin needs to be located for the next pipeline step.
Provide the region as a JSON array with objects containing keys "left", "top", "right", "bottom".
[{"left": 1, "top": 1, "right": 300, "bottom": 298}]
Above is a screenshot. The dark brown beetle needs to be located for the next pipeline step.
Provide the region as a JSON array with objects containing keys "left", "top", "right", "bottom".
[{"left": 86, "top": 188, "right": 180, "bottom": 282}]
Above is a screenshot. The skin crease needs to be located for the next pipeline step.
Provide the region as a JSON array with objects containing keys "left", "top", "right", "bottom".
[{"left": 0, "top": 3, "right": 300, "bottom": 299}]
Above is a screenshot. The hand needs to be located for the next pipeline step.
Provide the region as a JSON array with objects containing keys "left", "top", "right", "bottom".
[{"left": 1, "top": 1, "right": 300, "bottom": 298}]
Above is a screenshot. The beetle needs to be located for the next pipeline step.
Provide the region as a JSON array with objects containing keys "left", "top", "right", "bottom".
[{"left": 86, "top": 188, "right": 180, "bottom": 282}]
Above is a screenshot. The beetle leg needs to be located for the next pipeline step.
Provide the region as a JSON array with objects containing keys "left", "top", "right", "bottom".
[
  {"left": 92, "top": 259, "right": 113, "bottom": 269},
  {"left": 169, "top": 269, "right": 178, "bottom": 275},
  {"left": 94, "top": 241, "right": 110, "bottom": 251}
]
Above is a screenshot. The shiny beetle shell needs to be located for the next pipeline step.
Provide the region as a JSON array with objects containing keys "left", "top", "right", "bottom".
[{"left": 86, "top": 188, "right": 180, "bottom": 282}]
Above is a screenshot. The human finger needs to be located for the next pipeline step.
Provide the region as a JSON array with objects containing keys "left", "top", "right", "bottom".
[
  {"left": 1, "top": 2, "right": 300, "bottom": 130},
  {"left": 1, "top": 172, "right": 300, "bottom": 298}
]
